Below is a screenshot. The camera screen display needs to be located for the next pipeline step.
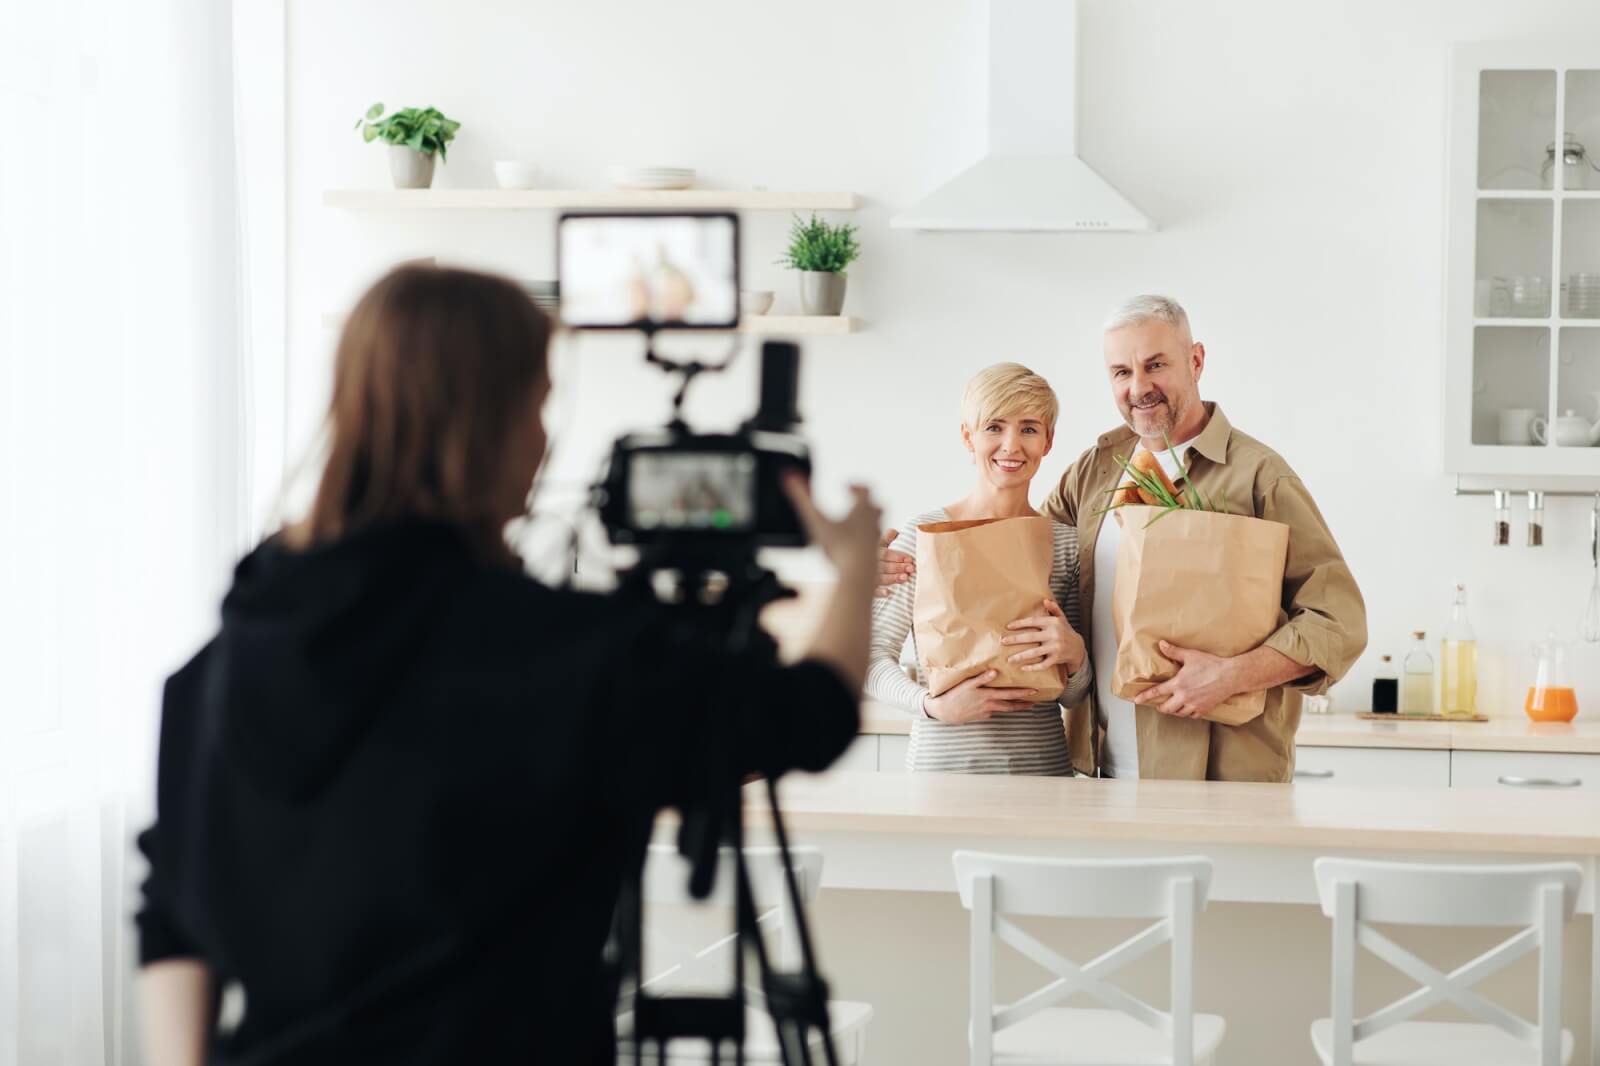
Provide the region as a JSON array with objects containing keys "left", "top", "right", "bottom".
[
  {"left": 627, "top": 451, "right": 756, "bottom": 532},
  {"left": 558, "top": 214, "right": 739, "bottom": 329}
]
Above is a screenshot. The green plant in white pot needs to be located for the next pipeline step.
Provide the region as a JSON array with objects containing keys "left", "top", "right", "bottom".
[
  {"left": 778, "top": 214, "right": 860, "bottom": 315},
  {"left": 354, "top": 103, "right": 461, "bottom": 190}
]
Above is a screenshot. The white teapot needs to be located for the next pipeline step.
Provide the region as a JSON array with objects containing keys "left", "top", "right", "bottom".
[
  {"left": 1553, "top": 410, "right": 1592, "bottom": 447},
  {"left": 1589, "top": 391, "right": 1600, "bottom": 445}
]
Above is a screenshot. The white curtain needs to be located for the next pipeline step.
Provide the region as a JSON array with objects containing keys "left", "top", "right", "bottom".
[{"left": 0, "top": 0, "right": 254, "bottom": 1062}]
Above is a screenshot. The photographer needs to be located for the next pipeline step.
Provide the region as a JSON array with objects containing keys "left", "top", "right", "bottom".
[{"left": 135, "top": 265, "right": 880, "bottom": 1066}]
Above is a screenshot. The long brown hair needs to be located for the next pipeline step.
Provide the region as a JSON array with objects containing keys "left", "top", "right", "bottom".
[{"left": 295, "top": 264, "right": 551, "bottom": 561}]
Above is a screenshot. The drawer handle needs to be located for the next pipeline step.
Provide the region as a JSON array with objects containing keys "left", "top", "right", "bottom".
[
  {"left": 1294, "top": 769, "right": 1335, "bottom": 779},
  {"left": 1497, "top": 775, "right": 1582, "bottom": 789}
]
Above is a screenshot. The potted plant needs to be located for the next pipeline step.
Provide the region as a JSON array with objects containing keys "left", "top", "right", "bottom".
[
  {"left": 778, "top": 214, "right": 860, "bottom": 315},
  {"left": 353, "top": 103, "right": 461, "bottom": 190}
]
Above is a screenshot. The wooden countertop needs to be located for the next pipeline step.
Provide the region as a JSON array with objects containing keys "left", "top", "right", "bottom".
[
  {"left": 745, "top": 770, "right": 1600, "bottom": 857},
  {"left": 858, "top": 699, "right": 1600, "bottom": 754}
]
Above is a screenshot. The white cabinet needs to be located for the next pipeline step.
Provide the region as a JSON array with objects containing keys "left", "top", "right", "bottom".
[
  {"left": 831, "top": 734, "right": 908, "bottom": 772},
  {"left": 1445, "top": 44, "right": 1600, "bottom": 476},
  {"left": 832, "top": 736, "right": 881, "bottom": 773},
  {"left": 1293, "top": 746, "right": 1452, "bottom": 788},
  {"left": 1450, "top": 749, "right": 1600, "bottom": 791}
]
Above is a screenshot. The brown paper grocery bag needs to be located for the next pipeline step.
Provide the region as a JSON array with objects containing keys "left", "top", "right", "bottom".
[
  {"left": 913, "top": 515, "right": 1064, "bottom": 703},
  {"left": 1110, "top": 505, "right": 1289, "bottom": 726}
]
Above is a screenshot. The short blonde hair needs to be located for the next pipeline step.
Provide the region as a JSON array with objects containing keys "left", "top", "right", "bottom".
[{"left": 961, "top": 362, "right": 1059, "bottom": 435}]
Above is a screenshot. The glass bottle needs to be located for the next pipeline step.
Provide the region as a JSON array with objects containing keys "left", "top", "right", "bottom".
[
  {"left": 1372, "top": 655, "right": 1399, "bottom": 714},
  {"left": 1440, "top": 583, "right": 1479, "bottom": 719},
  {"left": 1493, "top": 490, "right": 1510, "bottom": 547},
  {"left": 1526, "top": 634, "right": 1579, "bottom": 722},
  {"left": 1527, "top": 491, "right": 1544, "bottom": 547},
  {"left": 1402, "top": 631, "right": 1435, "bottom": 716}
]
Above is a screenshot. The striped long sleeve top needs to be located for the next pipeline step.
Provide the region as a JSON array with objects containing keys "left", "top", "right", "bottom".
[{"left": 867, "top": 509, "right": 1093, "bottom": 776}]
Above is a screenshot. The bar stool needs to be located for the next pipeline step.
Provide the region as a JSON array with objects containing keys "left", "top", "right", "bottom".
[
  {"left": 953, "top": 851, "right": 1225, "bottom": 1066},
  {"left": 1310, "top": 857, "right": 1581, "bottom": 1065}
]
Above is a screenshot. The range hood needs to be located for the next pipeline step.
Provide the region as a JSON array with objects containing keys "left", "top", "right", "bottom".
[{"left": 891, "top": 0, "right": 1154, "bottom": 233}]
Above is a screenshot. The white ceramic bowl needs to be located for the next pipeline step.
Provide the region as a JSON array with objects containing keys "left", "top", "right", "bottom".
[
  {"left": 494, "top": 161, "right": 540, "bottom": 190},
  {"left": 740, "top": 290, "right": 774, "bottom": 316}
]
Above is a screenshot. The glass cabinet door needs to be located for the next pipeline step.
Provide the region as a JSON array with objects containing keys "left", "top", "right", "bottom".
[{"left": 1450, "top": 54, "right": 1600, "bottom": 474}]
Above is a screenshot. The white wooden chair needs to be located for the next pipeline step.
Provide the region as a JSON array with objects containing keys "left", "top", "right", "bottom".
[
  {"left": 952, "top": 851, "right": 1225, "bottom": 1066},
  {"left": 1310, "top": 857, "right": 1582, "bottom": 1066},
  {"left": 617, "top": 844, "right": 874, "bottom": 1065}
]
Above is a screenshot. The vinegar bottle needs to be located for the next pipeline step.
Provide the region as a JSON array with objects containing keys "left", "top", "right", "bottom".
[{"left": 1371, "top": 655, "right": 1398, "bottom": 713}]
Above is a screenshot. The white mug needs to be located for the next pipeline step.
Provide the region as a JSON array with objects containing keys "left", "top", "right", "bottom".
[{"left": 1498, "top": 408, "right": 1545, "bottom": 445}]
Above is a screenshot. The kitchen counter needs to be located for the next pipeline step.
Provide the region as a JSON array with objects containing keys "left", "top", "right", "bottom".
[
  {"left": 745, "top": 769, "right": 1600, "bottom": 858},
  {"left": 858, "top": 698, "right": 1600, "bottom": 753},
  {"left": 729, "top": 770, "right": 1600, "bottom": 1064}
]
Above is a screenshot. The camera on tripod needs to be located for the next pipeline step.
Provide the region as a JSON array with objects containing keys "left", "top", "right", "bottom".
[
  {"left": 557, "top": 211, "right": 810, "bottom": 555},
  {"left": 556, "top": 211, "right": 843, "bottom": 1065}
]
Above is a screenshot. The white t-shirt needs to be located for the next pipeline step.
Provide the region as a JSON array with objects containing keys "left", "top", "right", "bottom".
[{"left": 1090, "top": 439, "right": 1194, "bottom": 779}]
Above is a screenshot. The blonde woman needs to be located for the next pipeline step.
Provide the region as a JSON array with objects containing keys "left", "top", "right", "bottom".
[{"left": 868, "top": 363, "right": 1092, "bottom": 775}]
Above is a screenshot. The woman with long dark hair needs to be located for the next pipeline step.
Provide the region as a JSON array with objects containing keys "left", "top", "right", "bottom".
[{"left": 135, "top": 265, "right": 879, "bottom": 1065}]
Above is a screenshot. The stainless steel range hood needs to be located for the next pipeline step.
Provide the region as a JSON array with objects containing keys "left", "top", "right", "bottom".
[{"left": 891, "top": 0, "right": 1154, "bottom": 233}]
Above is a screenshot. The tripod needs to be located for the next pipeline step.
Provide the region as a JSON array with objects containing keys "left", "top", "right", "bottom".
[{"left": 611, "top": 551, "right": 840, "bottom": 1066}]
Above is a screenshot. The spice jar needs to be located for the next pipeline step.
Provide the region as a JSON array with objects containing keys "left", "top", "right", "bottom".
[
  {"left": 1528, "top": 491, "right": 1545, "bottom": 547},
  {"left": 1493, "top": 490, "right": 1510, "bottom": 546}
]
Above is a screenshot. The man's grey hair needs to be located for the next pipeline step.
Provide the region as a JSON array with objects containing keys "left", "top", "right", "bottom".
[{"left": 1102, "top": 294, "right": 1190, "bottom": 335}]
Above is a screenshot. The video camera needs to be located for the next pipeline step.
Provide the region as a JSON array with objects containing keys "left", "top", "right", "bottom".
[
  {"left": 556, "top": 211, "right": 810, "bottom": 555},
  {"left": 557, "top": 211, "right": 841, "bottom": 1066}
]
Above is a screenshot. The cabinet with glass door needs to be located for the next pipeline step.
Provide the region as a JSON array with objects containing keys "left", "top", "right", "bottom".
[{"left": 1446, "top": 45, "right": 1600, "bottom": 476}]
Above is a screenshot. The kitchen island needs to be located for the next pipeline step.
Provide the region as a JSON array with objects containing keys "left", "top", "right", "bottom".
[{"left": 722, "top": 768, "right": 1600, "bottom": 1065}]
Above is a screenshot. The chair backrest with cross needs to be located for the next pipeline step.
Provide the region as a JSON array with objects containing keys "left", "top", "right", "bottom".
[
  {"left": 1312, "top": 858, "right": 1582, "bottom": 1066},
  {"left": 953, "top": 851, "right": 1219, "bottom": 1066}
]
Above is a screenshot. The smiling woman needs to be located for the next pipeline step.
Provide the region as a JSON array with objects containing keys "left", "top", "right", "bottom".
[{"left": 866, "top": 363, "right": 1094, "bottom": 775}]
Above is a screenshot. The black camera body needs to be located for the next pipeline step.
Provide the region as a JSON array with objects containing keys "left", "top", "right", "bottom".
[{"left": 595, "top": 426, "right": 810, "bottom": 550}]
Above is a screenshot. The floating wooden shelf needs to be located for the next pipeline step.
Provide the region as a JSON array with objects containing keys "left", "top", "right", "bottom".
[
  {"left": 739, "top": 315, "right": 860, "bottom": 335},
  {"left": 1472, "top": 318, "right": 1600, "bottom": 327},
  {"left": 322, "top": 189, "right": 861, "bottom": 211},
  {"left": 321, "top": 311, "right": 860, "bottom": 335}
]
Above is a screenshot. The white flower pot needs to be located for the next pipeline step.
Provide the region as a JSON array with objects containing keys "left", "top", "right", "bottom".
[{"left": 388, "top": 146, "right": 436, "bottom": 189}]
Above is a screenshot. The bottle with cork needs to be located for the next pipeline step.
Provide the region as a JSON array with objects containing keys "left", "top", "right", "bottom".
[
  {"left": 1371, "top": 655, "right": 1398, "bottom": 713},
  {"left": 1440, "top": 583, "right": 1479, "bottom": 719},
  {"left": 1402, "top": 631, "right": 1435, "bottom": 716}
]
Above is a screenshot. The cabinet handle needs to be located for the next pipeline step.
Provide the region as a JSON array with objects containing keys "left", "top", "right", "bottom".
[
  {"left": 1497, "top": 775, "right": 1582, "bottom": 789},
  {"left": 1294, "top": 768, "right": 1335, "bottom": 779}
]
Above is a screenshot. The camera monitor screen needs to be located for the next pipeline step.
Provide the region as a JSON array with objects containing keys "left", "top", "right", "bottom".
[
  {"left": 627, "top": 451, "right": 756, "bottom": 532},
  {"left": 558, "top": 213, "right": 739, "bottom": 329}
]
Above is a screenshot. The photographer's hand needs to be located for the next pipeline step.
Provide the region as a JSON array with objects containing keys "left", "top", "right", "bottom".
[
  {"left": 922, "top": 671, "right": 1038, "bottom": 724},
  {"left": 782, "top": 474, "right": 883, "bottom": 695}
]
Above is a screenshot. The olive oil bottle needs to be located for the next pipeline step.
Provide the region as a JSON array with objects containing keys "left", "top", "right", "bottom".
[{"left": 1440, "top": 583, "right": 1478, "bottom": 719}]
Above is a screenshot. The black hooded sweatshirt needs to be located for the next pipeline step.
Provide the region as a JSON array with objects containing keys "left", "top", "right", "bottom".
[{"left": 136, "top": 519, "right": 857, "bottom": 1065}]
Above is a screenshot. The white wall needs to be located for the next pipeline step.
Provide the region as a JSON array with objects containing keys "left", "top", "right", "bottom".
[{"left": 286, "top": 0, "right": 1600, "bottom": 717}]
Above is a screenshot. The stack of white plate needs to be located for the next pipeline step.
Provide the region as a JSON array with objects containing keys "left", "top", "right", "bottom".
[
  {"left": 610, "top": 165, "right": 696, "bottom": 191},
  {"left": 1569, "top": 273, "right": 1600, "bottom": 319}
]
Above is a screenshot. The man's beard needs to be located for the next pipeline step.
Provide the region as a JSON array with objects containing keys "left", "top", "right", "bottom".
[{"left": 1126, "top": 392, "right": 1179, "bottom": 436}]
